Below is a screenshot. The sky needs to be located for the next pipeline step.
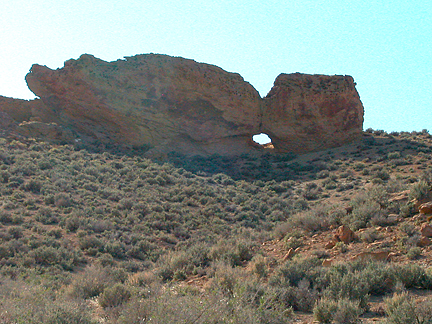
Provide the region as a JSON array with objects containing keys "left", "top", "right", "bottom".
[{"left": 1, "top": 0, "right": 431, "bottom": 132}]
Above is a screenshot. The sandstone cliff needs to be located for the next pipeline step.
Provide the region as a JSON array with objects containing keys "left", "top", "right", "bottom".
[
  {"left": 0, "top": 54, "right": 364, "bottom": 155},
  {"left": 262, "top": 73, "right": 364, "bottom": 153}
]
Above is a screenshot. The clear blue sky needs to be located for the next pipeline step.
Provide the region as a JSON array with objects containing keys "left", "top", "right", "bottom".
[{"left": 1, "top": 0, "right": 431, "bottom": 132}]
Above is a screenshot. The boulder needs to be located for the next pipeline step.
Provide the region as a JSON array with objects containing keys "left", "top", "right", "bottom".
[
  {"left": 324, "top": 240, "right": 336, "bottom": 250},
  {"left": 351, "top": 251, "right": 390, "bottom": 262},
  {"left": 419, "top": 202, "right": 432, "bottom": 215},
  {"left": 389, "top": 190, "right": 410, "bottom": 204},
  {"left": 417, "top": 236, "right": 431, "bottom": 247},
  {"left": 335, "top": 225, "right": 356, "bottom": 244},
  {"left": 283, "top": 248, "right": 296, "bottom": 261},
  {"left": 262, "top": 73, "right": 364, "bottom": 153},
  {"left": 322, "top": 258, "right": 335, "bottom": 267},
  {"left": 420, "top": 224, "right": 432, "bottom": 238}
]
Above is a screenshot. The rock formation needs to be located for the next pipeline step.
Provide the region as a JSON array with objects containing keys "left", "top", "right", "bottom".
[
  {"left": 0, "top": 54, "right": 364, "bottom": 155},
  {"left": 262, "top": 73, "right": 364, "bottom": 153},
  {"left": 419, "top": 202, "right": 432, "bottom": 215},
  {"left": 421, "top": 224, "right": 432, "bottom": 238}
]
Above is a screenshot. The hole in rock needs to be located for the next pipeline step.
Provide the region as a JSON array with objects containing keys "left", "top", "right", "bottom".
[{"left": 252, "top": 133, "right": 273, "bottom": 148}]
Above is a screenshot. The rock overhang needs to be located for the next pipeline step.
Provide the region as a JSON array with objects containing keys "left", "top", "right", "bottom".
[{"left": 0, "top": 54, "right": 364, "bottom": 156}]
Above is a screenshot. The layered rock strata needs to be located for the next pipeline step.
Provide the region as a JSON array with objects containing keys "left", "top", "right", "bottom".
[{"left": 0, "top": 54, "right": 364, "bottom": 155}]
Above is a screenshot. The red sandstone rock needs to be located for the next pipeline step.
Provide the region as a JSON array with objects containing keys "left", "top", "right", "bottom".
[
  {"left": 0, "top": 111, "right": 16, "bottom": 132},
  {"left": 24, "top": 54, "right": 262, "bottom": 155},
  {"left": 16, "top": 121, "right": 74, "bottom": 144},
  {"left": 322, "top": 258, "right": 334, "bottom": 267},
  {"left": 351, "top": 251, "right": 390, "bottom": 262},
  {"left": 1, "top": 54, "right": 364, "bottom": 156},
  {"left": 417, "top": 236, "right": 431, "bottom": 247},
  {"left": 419, "top": 202, "right": 432, "bottom": 215},
  {"left": 335, "top": 225, "right": 356, "bottom": 244},
  {"left": 324, "top": 241, "right": 336, "bottom": 249},
  {"left": 0, "top": 96, "right": 53, "bottom": 123},
  {"left": 421, "top": 224, "right": 432, "bottom": 238},
  {"left": 262, "top": 73, "right": 364, "bottom": 153},
  {"left": 283, "top": 248, "right": 296, "bottom": 261}
]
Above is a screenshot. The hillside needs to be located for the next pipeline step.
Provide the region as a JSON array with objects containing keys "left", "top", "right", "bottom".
[{"left": 0, "top": 129, "right": 432, "bottom": 323}]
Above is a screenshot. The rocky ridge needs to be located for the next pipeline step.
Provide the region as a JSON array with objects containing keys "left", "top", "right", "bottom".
[{"left": 0, "top": 54, "right": 364, "bottom": 155}]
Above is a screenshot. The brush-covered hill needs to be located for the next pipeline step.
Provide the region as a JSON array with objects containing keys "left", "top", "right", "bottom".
[{"left": 0, "top": 129, "right": 432, "bottom": 323}]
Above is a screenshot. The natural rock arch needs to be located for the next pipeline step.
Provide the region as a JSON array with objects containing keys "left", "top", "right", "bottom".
[{"left": 0, "top": 54, "right": 364, "bottom": 156}]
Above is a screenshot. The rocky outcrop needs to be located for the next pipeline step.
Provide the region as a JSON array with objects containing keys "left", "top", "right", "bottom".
[
  {"left": 325, "top": 225, "right": 356, "bottom": 249},
  {"left": 16, "top": 121, "right": 75, "bottom": 144},
  {"left": 0, "top": 96, "right": 52, "bottom": 124},
  {"left": 25, "top": 54, "right": 263, "bottom": 155},
  {"left": 0, "top": 111, "right": 16, "bottom": 133},
  {"left": 351, "top": 251, "right": 391, "bottom": 262},
  {"left": 0, "top": 54, "right": 364, "bottom": 155},
  {"left": 262, "top": 73, "right": 364, "bottom": 153}
]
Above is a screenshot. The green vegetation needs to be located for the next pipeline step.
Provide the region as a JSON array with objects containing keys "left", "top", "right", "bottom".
[{"left": 0, "top": 130, "right": 432, "bottom": 323}]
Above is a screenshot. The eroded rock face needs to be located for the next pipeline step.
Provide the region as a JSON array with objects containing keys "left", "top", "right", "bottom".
[
  {"left": 16, "top": 121, "right": 75, "bottom": 144},
  {"left": 0, "top": 54, "right": 364, "bottom": 155},
  {"left": 25, "top": 54, "right": 262, "bottom": 155},
  {"left": 0, "top": 96, "right": 52, "bottom": 123},
  {"left": 263, "top": 73, "right": 364, "bottom": 153}
]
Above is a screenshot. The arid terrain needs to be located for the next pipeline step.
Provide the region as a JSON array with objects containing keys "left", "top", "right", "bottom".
[{"left": 0, "top": 128, "right": 432, "bottom": 323}]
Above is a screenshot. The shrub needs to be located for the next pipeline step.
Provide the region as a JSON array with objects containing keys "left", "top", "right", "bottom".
[
  {"left": 270, "top": 256, "right": 321, "bottom": 288},
  {"left": 332, "top": 298, "right": 362, "bottom": 324},
  {"left": 374, "top": 170, "right": 391, "bottom": 181},
  {"left": 208, "top": 240, "right": 254, "bottom": 267},
  {"left": 394, "top": 264, "right": 432, "bottom": 289},
  {"left": 409, "top": 180, "right": 430, "bottom": 201},
  {"left": 316, "top": 261, "right": 400, "bottom": 309},
  {"left": 0, "top": 277, "right": 96, "bottom": 324},
  {"left": 314, "top": 298, "right": 361, "bottom": 324},
  {"left": 358, "top": 228, "right": 382, "bottom": 243},
  {"left": 383, "top": 292, "right": 432, "bottom": 324},
  {"left": 317, "top": 170, "right": 330, "bottom": 179},
  {"left": 8, "top": 226, "right": 23, "bottom": 239},
  {"left": 104, "top": 241, "right": 126, "bottom": 259},
  {"left": 54, "top": 192, "right": 72, "bottom": 208},
  {"left": 347, "top": 201, "right": 383, "bottom": 230},
  {"left": 69, "top": 266, "right": 117, "bottom": 299},
  {"left": 30, "top": 246, "right": 60, "bottom": 266},
  {"left": 0, "top": 210, "right": 12, "bottom": 224},
  {"left": 64, "top": 216, "right": 81, "bottom": 232},
  {"left": 388, "top": 152, "right": 401, "bottom": 160},
  {"left": 78, "top": 235, "right": 103, "bottom": 252},
  {"left": 99, "top": 283, "right": 132, "bottom": 308},
  {"left": 406, "top": 247, "right": 422, "bottom": 260},
  {"left": 35, "top": 207, "right": 59, "bottom": 225},
  {"left": 303, "top": 184, "right": 321, "bottom": 200},
  {"left": 23, "top": 178, "right": 43, "bottom": 193},
  {"left": 399, "top": 222, "right": 417, "bottom": 236},
  {"left": 116, "top": 298, "right": 150, "bottom": 324},
  {"left": 314, "top": 298, "right": 338, "bottom": 323},
  {"left": 251, "top": 255, "right": 268, "bottom": 278},
  {"left": 43, "top": 299, "right": 97, "bottom": 324},
  {"left": 210, "top": 263, "right": 240, "bottom": 296},
  {"left": 288, "top": 205, "right": 339, "bottom": 233}
]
